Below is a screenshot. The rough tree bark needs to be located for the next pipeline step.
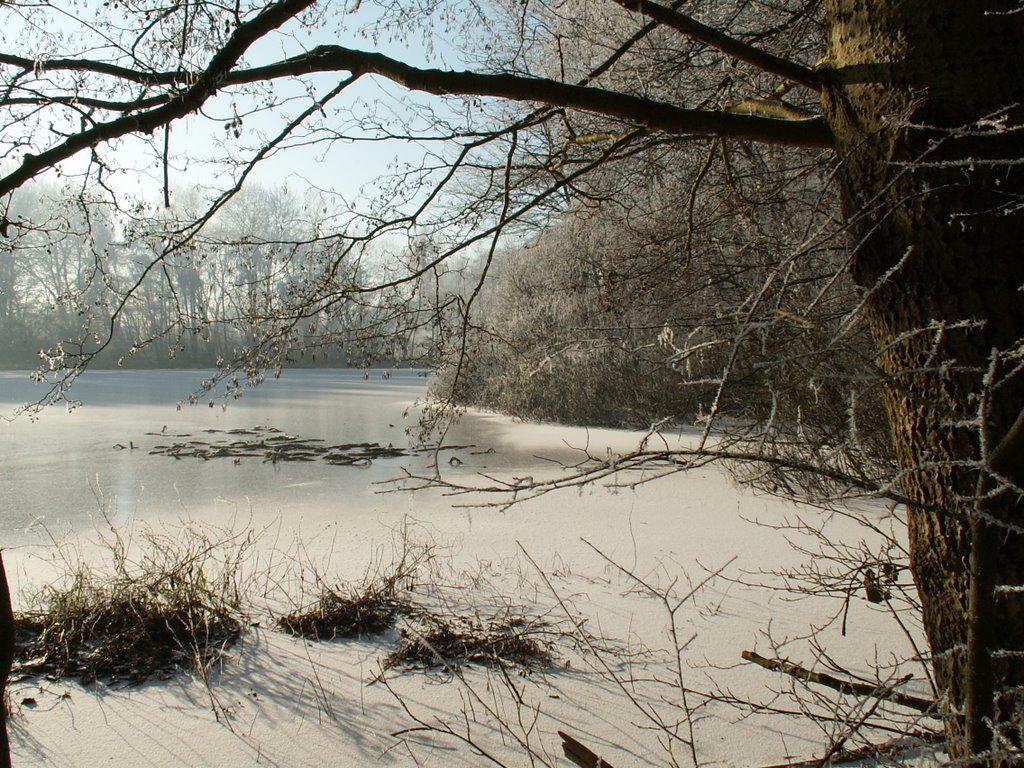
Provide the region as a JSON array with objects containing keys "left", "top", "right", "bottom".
[{"left": 823, "top": 1, "right": 1024, "bottom": 760}]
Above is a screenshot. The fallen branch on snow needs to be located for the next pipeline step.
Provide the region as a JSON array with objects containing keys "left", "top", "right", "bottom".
[{"left": 741, "top": 649, "right": 935, "bottom": 714}]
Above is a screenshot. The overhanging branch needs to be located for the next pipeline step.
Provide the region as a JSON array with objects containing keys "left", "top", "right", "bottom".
[
  {"left": 0, "top": 0, "right": 315, "bottom": 199},
  {"left": 608, "top": 0, "right": 824, "bottom": 91},
  {"left": 0, "top": 4, "right": 832, "bottom": 202},
  {"left": 240, "top": 46, "right": 833, "bottom": 147}
]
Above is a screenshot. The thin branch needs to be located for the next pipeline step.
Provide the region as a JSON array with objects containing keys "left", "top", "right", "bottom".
[
  {"left": 395, "top": 440, "right": 906, "bottom": 512},
  {"left": 0, "top": 52, "right": 185, "bottom": 87},
  {"left": 607, "top": 0, "right": 823, "bottom": 91},
  {"left": 752, "top": 732, "right": 944, "bottom": 768}
]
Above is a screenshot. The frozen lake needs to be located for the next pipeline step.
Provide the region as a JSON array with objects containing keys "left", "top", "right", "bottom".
[
  {"left": 0, "top": 369, "right": 550, "bottom": 548},
  {"left": 2, "top": 371, "right": 934, "bottom": 768}
]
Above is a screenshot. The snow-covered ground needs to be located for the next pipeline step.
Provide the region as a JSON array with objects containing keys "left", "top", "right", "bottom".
[{"left": 4, "top": 407, "right": 941, "bottom": 767}]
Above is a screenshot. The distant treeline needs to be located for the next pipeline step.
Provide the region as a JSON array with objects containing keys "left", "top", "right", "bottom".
[{"left": 0, "top": 185, "right": 444, "bottom": 375}]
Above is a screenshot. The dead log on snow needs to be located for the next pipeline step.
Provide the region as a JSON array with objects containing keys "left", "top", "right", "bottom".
[{"left": 741, "top": 650, "right": 935, "bottom": 714}]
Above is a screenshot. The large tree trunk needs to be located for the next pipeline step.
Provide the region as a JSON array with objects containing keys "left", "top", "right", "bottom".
[
  {"left": 822, "top": 1, "right": 1024, "bottom": 760},
  {"left": 1, "top": 552, "right": 15, "bottom": 768}
]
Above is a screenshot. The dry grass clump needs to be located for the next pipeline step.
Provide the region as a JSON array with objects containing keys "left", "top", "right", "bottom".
[
  {"left": 276, "top": 524, "right": 428, "bottom": 642},
  {"left": 13, "top": 524, "right": 251, "bottom": 686},
  {"left": 276, "top": 583, "right": 410, "bottom": 640},
  {"left": 384, "top": 614, "right": 557, "bottom": 673},
  {"left": 274, "top": 527, "right": 559, "bottom": 674}
]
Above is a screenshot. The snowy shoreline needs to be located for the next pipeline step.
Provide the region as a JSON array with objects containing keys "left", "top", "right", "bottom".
[{"left": 5, "top": 407, "right": 939, "bottom": 766}]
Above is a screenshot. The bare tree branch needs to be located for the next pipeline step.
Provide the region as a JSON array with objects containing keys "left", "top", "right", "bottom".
[
  {"left": 0, "top": 52, "right": 185, "bottom": 87},
  {"left": 238, "top": 46, "right": 833, "bottom": 147},
  {"left": 607, "top": 0, "right": 824, "bottom": 90},
  {"left": 0, "top": 25, "right": 832, "bottom": 204},
  {"left": 0, "top": 0, "right": 315, "bottom": 199},
  {"left": 741, "top": 650, "right": 936, "bottom": 714}
]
